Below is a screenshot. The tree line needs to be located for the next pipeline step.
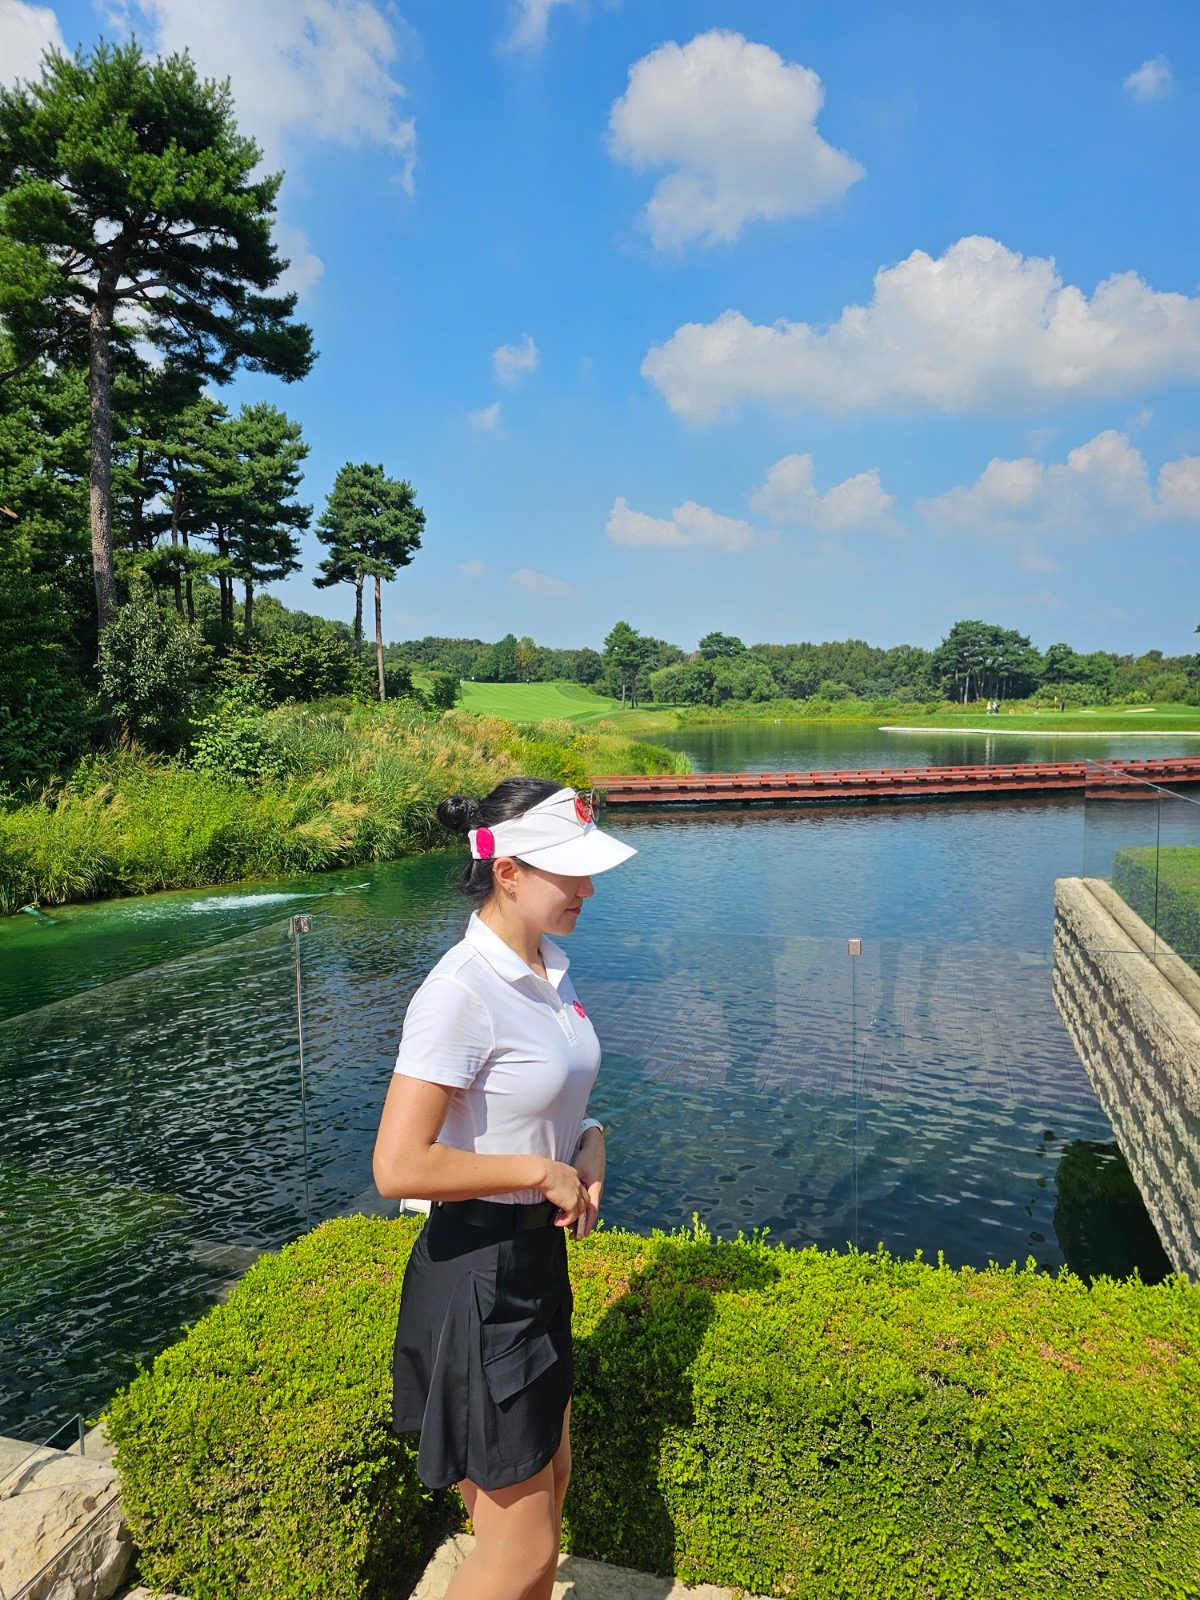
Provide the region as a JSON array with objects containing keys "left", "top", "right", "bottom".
[
  {"left": 397, "top": 620, "right": 1200, "bottom": 710},
  {"left": 0, "top": 41, "right": 424, "bottom": 785}
]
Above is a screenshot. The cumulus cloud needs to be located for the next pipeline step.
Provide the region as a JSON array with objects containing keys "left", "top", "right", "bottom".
[
  {"left": 469, "top": 403, "right": 502, "bottom": 430},
  {"left": 919, "top": 430, "right": 1200, "bottom": 536},
  {"left": 510, "top": 567, "right": 575, "bottom": 597},
  {"left": 113, "top": 0, "right": 418, "bottom": 191},
  {"left": 459, "top": 559, "right": 486, "bottom": 577},
  {"left": 0, "top": 0, "right": 65, "bottom": 86},
  {"left": 608, "top": 29, "right": 863, "bottom": 251},
  {"left": 272, "top": 221, "right": 325, "bottom": 304},
  {"left": 1124, "top": 57, "right": 1174, "bottom": 103},
  {"left": 493, "top": 335, "right": 539, "bottom": 388},
  {"left": 502, "top": 0, "right": 575, "bottom": 54},
  {"left": 750, "top": 453, "right": 901, "bottom": 534},
  {"left": 1158, "top": 455, "right": 1200, "bottom": 518},
  {"left": 605, "top": 496, "right": 759, "bottom": 553},
  {"left": 642, "top": 235, "right": 1200, "bottom": 421}
]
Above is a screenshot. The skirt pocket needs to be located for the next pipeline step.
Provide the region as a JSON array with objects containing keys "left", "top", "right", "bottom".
[
  {"left": 477, "top": 1231, "right": 569, "bottom": 1405},
  {"left": 480, "top": 1317, "right": 561, "bottom": 1404}
]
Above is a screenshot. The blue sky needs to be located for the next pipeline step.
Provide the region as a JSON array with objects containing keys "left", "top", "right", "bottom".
[{"left": 4, "top": 0, "right": 1199, "bottom": 655}]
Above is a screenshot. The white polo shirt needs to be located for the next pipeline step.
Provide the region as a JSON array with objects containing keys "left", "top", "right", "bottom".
[{"left": 394, "top": 912, "right": 601, "bottom": 1204}]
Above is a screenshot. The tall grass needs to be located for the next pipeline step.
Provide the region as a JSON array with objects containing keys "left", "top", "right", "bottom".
[{"left": 0, "top": 703, "right": 683, "bottom": 914}]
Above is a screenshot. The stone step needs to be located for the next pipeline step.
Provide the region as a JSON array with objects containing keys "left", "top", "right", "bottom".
[
  {"left": 0, "top": 1432, "right": 132, "bottom": 1600},
  {"left": 412, "top": 1533, "right": 759, "bottom": 1600},
  {"left": 116, "top": 1532, "right": 757, "bottom": 1600}
]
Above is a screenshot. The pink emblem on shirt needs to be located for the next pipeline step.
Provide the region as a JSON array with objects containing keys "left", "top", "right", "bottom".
[{"left": 572, "top": 1000, "right": 587, "bottom": 1018}]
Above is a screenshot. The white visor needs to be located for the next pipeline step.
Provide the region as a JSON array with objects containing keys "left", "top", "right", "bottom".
[{"left": 468, "top": 788, "right": 636, "bottom": 875}]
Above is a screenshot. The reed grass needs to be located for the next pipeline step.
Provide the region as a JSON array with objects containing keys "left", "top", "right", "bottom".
[{"left": 0, "top": 703, "right": 683, "bottom": 914}]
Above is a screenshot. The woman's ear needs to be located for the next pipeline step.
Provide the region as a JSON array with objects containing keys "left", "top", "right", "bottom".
[{"left": 491, "top": 855, "right": 521, "bottom": 899}]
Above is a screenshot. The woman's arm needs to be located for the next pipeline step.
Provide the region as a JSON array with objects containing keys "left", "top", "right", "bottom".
[
  {"left": 571, "top": 1124, "right": 606, "bottom": 1240},
  {"left": 373, "top": 1072, "right": 589, "bottom": 1222}
]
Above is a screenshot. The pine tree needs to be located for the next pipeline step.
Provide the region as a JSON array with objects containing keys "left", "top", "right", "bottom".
[
  {"left": 314, "top": 464, "right": 424, "bottom": 700},
  {"left": 0, "top": 41, "right": 314, "bottom": 631}
]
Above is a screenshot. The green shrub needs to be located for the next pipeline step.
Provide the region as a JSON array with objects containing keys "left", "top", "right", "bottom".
[
  {"left": 191, "top": 686, "right": 290, "bottom": 784},
  {"left": 97, "top": 584, "right": 209, "bottom": 749},
  {"left": 1113, "top": 845, "right": 1200, "bottom": 969},
  {"left": 107, "top": 1218, "right": 1200, "bottom": 1600},
  {"left": 107, "top": 1218, "right": 450, "bottom": 1600}
]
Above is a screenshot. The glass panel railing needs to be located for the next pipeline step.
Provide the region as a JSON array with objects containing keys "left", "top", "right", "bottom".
[
  {"left": 1082, "top": 759, "right": 1200, "bottom": 971},
  {"left": 295, "top": 917, "right": 1163, "bottom": 1284},
  {"left": 3, "top": 791, "right": 1184, "bottom": 1448},
  {"left": 0, "top": 919, "right": 300, "bottom": 1443}
]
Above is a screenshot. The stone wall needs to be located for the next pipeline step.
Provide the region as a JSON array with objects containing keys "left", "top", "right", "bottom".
[{"left": 1053, "top": 876, "right": 1200, "bottom": 1278}]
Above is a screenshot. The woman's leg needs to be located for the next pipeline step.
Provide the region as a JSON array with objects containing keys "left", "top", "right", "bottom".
[
  {"left": 448, "top": 1404, "right": 572, "bottom": 1600},
  {"left": 529, "top": 1401, "right": 571, "bottom": 1600}
]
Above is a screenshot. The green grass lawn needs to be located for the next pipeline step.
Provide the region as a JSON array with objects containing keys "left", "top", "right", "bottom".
[
  {"left": 457, "top": 679, "right": 623, "bottom": 723},
  {"left": 451, "top": 686, "right": 1200, "bottom": 737},
  {"left": 884, "top": 704, "right": 1200, "bottom": 734}
]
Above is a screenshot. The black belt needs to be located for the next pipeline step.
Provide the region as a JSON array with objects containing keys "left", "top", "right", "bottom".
[{"left": 437, "top": 1199, "right": 559, "bottom": 1231}]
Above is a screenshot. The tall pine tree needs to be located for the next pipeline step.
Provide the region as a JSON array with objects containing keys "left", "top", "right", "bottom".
[
  {"left": 0, "top": 41, "right": 314, "bottom": 631},
  {"left": 315, "top": 464, "right": 424, "bottom": 700}
]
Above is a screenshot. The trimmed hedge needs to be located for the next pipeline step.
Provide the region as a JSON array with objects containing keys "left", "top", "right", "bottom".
[
  {"left": 106, "top": 1217, "right": 1200, "bottom": 1600},
  {"left": 1114, "top": 845, "right": 1200, "bottom": 971}
]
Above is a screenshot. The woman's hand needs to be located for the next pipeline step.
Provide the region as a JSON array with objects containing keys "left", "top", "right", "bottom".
[
  {"left": 540, "top": 1159, "right": 590, "bottom": 1231},
  {"left": 571, "top": 1128, "right": 606, "bottom": 1240}
]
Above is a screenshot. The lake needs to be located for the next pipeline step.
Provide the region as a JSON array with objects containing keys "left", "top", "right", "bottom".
[{"left": 2, "top": 720, "right": 1196, "bottom": 1441}]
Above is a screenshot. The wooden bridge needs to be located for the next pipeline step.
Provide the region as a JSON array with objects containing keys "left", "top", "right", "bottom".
[{"left": 597, "top": 755, "right": 1200, "bottom": 808}]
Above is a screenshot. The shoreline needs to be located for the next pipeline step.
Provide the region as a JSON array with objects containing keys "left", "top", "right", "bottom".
[{"left": 880, "top": 725, "right": 1200, "bottom": 737}]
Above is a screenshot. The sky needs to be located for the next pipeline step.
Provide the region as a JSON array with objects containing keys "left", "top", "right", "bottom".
[{"left": 2, "top": 0, "right": 1199, "bottom": 657}]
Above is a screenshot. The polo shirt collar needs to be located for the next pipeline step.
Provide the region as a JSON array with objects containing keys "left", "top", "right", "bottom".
[{"left": 465, "top": 911, "right": 570, "bottom": 991}]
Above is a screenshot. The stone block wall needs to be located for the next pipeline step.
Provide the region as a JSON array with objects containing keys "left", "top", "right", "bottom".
[{"left": 1053, "top": 876, "right": 1200, "bottom": 1278}]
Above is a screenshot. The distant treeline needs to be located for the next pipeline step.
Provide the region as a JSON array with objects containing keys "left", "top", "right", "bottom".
[{"left": 394, "top": 622, "right": 1200, "bottom": 710}]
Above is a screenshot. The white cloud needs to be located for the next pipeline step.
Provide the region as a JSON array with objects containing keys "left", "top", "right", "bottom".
[
  {"left": 750, "top": 453, "right": 901, "bottom": 534},
  {"left": 510, "top": 567, "right": 575, "bottom": 597},
  {"left": 1158, "top": 455, "right": 1200, "bottom": 518},
  {"left": 469, "top": 403, "right": 502, "bottom": 430},
  {"left": 919, "top": 430, "right": 1200, "bottom": 536},
  {"left": 0, "top": 1, "right": 65, "bottom": 86},
  {"left": 502, "top": 0, "right": 575, "bottom": 54},
  {"left": 113, "top": 0, "right": 417, "bottom": 190},
  {"left": 1124, "top": 57, "right": 1174, "bottom": 103},
  {"left": 459, "top": 559, "right": 486, "bottom": 577},
  {"left": 607, "top": 29, "right": 863, "bottom": 251},
  {"left": 642, "top": 235, "right": 1200, "bottom": 421},
  {"left": 273, "top": 221, "right": 325, "bottom": 304},
  {"left": 493, "top": 334, "right": 539, "bottom": 388},
  {"left": 1017, "top": 548, "right": 1061, "bottom": 575},
  {"left": 605, "top": 496, "right": 758, "bottom": 553}
]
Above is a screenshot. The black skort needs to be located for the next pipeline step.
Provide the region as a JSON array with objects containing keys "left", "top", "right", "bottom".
[{"left": 391, "top": 1203, "right": 573, "bottom": 1491}]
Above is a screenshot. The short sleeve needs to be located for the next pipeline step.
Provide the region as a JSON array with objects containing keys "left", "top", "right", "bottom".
[{"left": 395, "top": 976, "right": 494, "bottom": 1089}]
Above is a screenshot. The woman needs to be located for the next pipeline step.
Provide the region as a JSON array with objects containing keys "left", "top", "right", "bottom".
[{"left": 373, "top": 777, "right": 635, "bottom": 1600}]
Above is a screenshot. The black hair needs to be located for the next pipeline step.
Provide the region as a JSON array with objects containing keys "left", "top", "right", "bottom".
[{"left": 437, "top": 777, "right": 563, "bottom": 906}]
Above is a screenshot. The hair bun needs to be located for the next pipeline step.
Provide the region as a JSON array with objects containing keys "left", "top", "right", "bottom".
[{"left": 437, "top": 794, "right": 478, "bottom": 835}]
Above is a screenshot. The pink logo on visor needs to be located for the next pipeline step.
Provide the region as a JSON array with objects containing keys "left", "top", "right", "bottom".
[{"left": 475, "top": 826, "right": 495, "bottom": 860}]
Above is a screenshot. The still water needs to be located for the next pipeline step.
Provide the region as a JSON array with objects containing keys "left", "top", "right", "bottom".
[{"left": 1, "top": 722, "right": 1193, "bottom": 1439}]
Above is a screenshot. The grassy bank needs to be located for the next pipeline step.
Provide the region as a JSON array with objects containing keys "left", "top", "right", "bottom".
[{"left": 0, "top": 701, "right": 684, "bottom": 915}]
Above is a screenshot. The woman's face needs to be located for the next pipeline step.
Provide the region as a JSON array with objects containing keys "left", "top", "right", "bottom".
[{"left": 512, "top": 860, "right": 595, "bottom": 937}]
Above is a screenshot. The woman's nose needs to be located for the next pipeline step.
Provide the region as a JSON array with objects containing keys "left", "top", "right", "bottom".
[{"left": 580, "top": 877, "right": 595, "bottom": 899}]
